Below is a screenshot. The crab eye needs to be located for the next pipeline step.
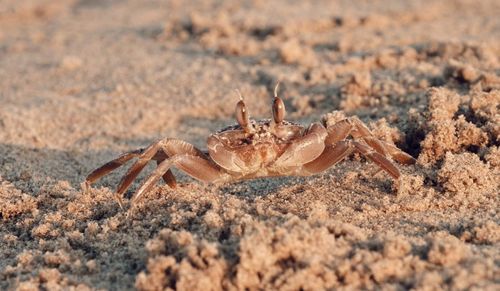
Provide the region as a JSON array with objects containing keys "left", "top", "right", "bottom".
[
  {"left": 236, "top": 100, "right": 250, "bottom": 129},
  {"left": 272, "top": 97, "right": 285, "bottom": 124}
]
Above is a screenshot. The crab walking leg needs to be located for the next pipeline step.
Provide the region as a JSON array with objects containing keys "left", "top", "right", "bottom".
[
  {"left": 274, "top": 123, "right": 328, "bottom": 167},
  {"left": 311, "top": 117, "right": 414, "bottom": 178},
  {"left": 379, "top": 140, "right": 416, "bottom": 165},
  {"left": 298, "top": 118, "right": 360, "bottom": 174},
  {"left": 352, "top": 141, "right": 400, "bottom": 179},
  {"left": 131, "top": 155, "right": 227, "bottom": 206},
  {"left": 85, "top": 147, "right": 176, "bottom": 186},
  {"left": 115, "top": 140, "right": 163, "bottom": 197},
  {"left": 349, "top": 116, "right": 373, "bottom": 137},
  {"left": 84, "top": 148, "right": 153, "bottom": 209},
  {"left": 349, "top": 117, "right": 416, "bottom": 164},
  {"left": 324, "top": 119, "right": 353, "bottom": 145},
  {"left": 357, "top": 136, "right": 416, "bottom": 165},
  {"left": 155, "top": 138, "right": 210, "bottom": 188},
  {"left": 116, "top": 138, "right": 208, "bottom": 198},
  {"left": 158, "top": 138, "right": 211, "bottom": 187},
  {"left": 302, "top": 141, "right": 354, "bottom": 174},
  {"left": 85, "top": 149, "right": 144, "bottom": 184},
  {"left": 346, "top": 117, "right": 389, "bottom": 156},
  {"left": 299, "top": 120, "right": 356, "bottom": 174},
  {"left": 156, "top": 160, "right": 177, "bottom": 188},
  {"left": 325, "top": 117, "right": 387, "bottom": 156}
]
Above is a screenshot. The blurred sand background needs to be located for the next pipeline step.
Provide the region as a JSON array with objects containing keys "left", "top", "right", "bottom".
[{"left": 0, "top": 0, "right": 499, "bottom": 290}]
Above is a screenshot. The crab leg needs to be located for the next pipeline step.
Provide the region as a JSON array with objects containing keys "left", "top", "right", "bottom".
[
  {"left": 274, "top": 123, "right": 328, "bottom": 168},
  {"left": 352, "top": 141, "right": 400, "bottom": 179},
  {"left": 324, "top": 119, "right": 353, "bottom": 145},
  {"left": 300, "top": 119, "right": 356, "bottom": 174},
  {"left": 348, "top": 117, "right": 416, "bottom": 164},
  {"left": 339, "top": 117, "right": 408, "bottom": 178},
  {"left": 303, "top": 141, "right": 354, "bottom": 174},
  {"left": 85, "top": 148, "right": 176, "bottom": 186},
  {"left": 115, "top": 141, "right": 162, "bottom": 196},
  {"left": 300, "top": 118, "right": 353, "bottom": 174},
  {"left": 131, "top": 154, "right": 228, "bottom": 206},
  {"left": 378, "top": 140, "right": 416, "bottom": 165},
  {"left": 303, "top": 116, "right": 414, "bottom": 178},
  {"left": 85, "top": 149, "right": 144, "bottom": 184},
  {"left": 157, "top": 160, "right": 177, "bottom": 188},
  {"left": 115, "top": 138, "right": 207, "bottom": 198},
  {"left": 303, "top": 140, "right": 401, "bottom": 179}
]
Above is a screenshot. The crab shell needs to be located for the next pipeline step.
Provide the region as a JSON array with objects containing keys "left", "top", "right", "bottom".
[{"left": 207, "top": 119, "right": 327, "bottom": 178}]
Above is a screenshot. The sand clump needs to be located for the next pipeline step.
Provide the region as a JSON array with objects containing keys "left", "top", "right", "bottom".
[
  {"left": 406, "top": 87, "right": 498, "bottom": 201},
  {"left": 437, "top": 152, "right": 496, "bottom": 198},
  {"left": 136, "top": 230, "right": 227, "bottom": 291},
  {"left": 135, "top": 212, "right": 497, "bottom": 290},
  {"left": 0, "top": 176, "right": 38, "bottom": 220},
  {"left": 417, "top": 87, "right": 490, "bottom": 166}
]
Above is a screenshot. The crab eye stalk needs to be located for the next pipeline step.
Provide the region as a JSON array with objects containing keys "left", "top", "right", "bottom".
[
  {"left": 272, "top": 97, "right": 285, "bottom": 123},
  {"left": 236, "top": 100, "right": 249, "bottom": 127},
  {"left": 235, "top": 90, "right": 253, "bottom": 133},
  {"left": 272, "top": 82, "right": 285, "bottom": 124}
]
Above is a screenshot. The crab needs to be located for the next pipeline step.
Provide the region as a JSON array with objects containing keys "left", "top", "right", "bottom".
[{"left": 84, "top": 84, "right": 416, "bottom": 208}]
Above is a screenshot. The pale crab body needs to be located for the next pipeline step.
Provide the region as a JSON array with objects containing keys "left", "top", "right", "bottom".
[
  {"left": 84, "top": 84, "right": 415, "bottom": 209},
  {"left": 208, "top": 119, "right": 320, "bottom": 178}
]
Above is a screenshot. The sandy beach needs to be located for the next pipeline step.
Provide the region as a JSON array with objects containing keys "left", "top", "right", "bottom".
[{"left": 1, "top": 0, "right": 499, "bottom": 290}]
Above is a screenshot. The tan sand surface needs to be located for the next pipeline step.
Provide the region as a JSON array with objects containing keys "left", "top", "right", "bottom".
[{"left": 1, "top": 0, "right": 499, "bottom": 290}]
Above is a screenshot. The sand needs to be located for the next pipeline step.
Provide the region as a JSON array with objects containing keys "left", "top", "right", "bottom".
[{"left": 1, "top": 0, "right": 499, "bottom": 290}]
